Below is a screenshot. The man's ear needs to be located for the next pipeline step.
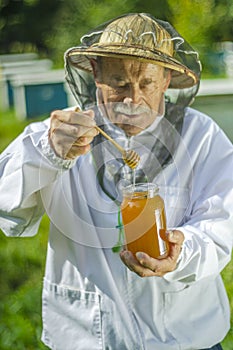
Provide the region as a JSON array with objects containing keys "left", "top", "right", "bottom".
[
  {"left": 163, "top": 69, "right": 172, "bottom": 92},
  {"left": 90, "top": 58, "right": 99, "bottom": 80}
]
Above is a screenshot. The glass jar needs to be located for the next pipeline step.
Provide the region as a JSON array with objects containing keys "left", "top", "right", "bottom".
[{"left": 121, "top": 183, "right": 169, "bottom": 259}]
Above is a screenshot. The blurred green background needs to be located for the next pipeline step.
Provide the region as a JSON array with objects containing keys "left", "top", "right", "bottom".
[
  {"left": 1, "top": 0, "right": 233, "bottom": 76},
  {"left": 0, "top": 0, "right": 233, "bottom": 349}
]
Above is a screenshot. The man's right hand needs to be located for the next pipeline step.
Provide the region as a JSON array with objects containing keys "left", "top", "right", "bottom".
[{"left": 49, "top": 108, "right": 99, "bottom": 160}]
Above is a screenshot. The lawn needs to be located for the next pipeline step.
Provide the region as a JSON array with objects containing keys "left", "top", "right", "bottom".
[
  {"left": 0, "top": 109, "right": 50, "bottom": 349},
  {"left": 0, "top": 108, "right": 232, "bottom": 349}
]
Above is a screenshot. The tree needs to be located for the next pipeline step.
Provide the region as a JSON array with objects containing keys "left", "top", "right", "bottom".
[
  {"left": 0, "top": 0, "right": 62, "bottom": 55},
  {"left": 167, "top": 0, "right": 233, "bottom": 45},
  {"left": 1, "top": 0, "right": 232, "bottom": 75},
  {"left": 209, "top": 0, "right": 233, "bottom": 42}
]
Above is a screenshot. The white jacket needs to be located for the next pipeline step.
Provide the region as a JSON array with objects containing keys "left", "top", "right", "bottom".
[{"left": 0, "top": 107, "right": 232, "bottom": 350}]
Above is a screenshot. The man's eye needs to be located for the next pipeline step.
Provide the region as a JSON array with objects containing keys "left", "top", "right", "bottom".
[
  {"left": 116, "top": 82, "right": 128, "bottom": 89},
  {"left": 140, "top": 79, "right": 153, "bottom": 88}
]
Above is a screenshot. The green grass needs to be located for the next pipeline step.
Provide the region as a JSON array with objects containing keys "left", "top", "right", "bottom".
[
  {"left": 0, "top": 216, "right": 49, "bottom": 350},
  {"left": 0, "top": 109, "right": 50, "bottom": 349},
  {"left": 0, "top": 108, "right": 233, "bottom": 349}
]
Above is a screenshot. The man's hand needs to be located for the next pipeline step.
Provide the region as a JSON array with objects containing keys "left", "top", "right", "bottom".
[
  {"left": 120, "top": 230, "right": 184, "bottom": 277},
  {"left": 49, "top": 109, "right": 99, "bottom": 160}
]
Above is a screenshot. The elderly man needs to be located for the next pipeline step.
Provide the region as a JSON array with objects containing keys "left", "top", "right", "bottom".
[{"left": 0, "top": 13, "right": 232, "bottom": 350}]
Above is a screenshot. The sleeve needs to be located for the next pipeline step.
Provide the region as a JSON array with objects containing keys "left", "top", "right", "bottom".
[
  {"left": 0, "top": 119, "right": 76, "bottom": 237},
  {"left": 164, "top": 124, "right": 233, "bottom": 284}
]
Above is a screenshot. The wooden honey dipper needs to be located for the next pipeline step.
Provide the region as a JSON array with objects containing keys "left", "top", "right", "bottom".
[{"left": 75, "top": 107, "right": 140, "bottom": 169}]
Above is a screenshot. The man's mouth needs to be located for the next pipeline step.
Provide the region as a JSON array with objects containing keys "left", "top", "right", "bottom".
[
  {"left": 120, "top": 113, "right": 141, "bottom": 118},
  {"left": 113, "top": 103, "right": 148, "bottom": 116}
]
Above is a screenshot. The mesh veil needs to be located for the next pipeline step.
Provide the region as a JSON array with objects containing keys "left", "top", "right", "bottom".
[
  {"left": 64, "top": 13, "right": 202, "bottom": 203},
  {"left": 64, "top": 13, "right": 201, "bottom": 109}
]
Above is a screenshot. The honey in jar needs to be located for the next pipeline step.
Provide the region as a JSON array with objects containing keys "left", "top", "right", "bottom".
[{"left": 121, "top": 183, "right": 169, "bottom": 259}]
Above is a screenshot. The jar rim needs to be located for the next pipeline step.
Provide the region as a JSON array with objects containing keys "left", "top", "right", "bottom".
[{"left": 122, "top": 182, "right": 159, "bottom": 198}]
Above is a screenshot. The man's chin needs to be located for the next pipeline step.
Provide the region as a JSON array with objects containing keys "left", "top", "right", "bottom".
[
  {"left": 112, "top": 112, "right": 155, "bottom": 135},
  {"left": 115, "top": 123, "right": 144, "bottom": 136}
]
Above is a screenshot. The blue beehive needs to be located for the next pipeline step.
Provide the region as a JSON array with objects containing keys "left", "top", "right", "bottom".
[
  {"left": 0, "top": 59, "right": 53, "bottom": 110},
  {"left": 11, "top": 70, "right": 75, "bottom": 119}
]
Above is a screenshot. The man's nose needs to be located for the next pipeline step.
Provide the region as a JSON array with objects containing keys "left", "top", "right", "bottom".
[
  {"left": 125, "top": 84, "right": 142, "bottom": 104},
  {"left": 123, "top": 97, "right": 133, "bottom": 105}
]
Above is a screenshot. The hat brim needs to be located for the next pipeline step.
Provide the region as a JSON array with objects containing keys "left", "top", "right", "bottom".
[{"left": 66, "top": 45, "right": 199, "bottom": 89}]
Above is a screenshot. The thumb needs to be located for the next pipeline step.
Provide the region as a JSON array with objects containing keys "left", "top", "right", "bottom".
[{"left": 83, "top": 109, "right": 95, "bottom": 119}]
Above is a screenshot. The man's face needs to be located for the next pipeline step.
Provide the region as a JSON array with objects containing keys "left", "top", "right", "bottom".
[{"left": 93, "top": 57, "right": 171, "bottom": 136}]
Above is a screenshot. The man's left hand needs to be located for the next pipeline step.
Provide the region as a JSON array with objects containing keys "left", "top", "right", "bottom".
[{"left": 120, "top": 230, "right": 184, "bottom": 277}]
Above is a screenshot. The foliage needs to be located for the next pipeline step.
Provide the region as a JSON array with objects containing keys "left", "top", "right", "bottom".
[
  {"left": 210, "top": 0, "right": 233, "bottom": 42},
  {"left": 0, "top": 0, "right": 61, "bottom": 55},
  {"left": 45, "top": 0, "right": 172, "bottom": 67},
  {"left": 167, "top": 0, "right": 233, "bottom": 76},
  {"left": 1, "top": 0, "right": 233, "bottom": 75},
  {"left": 167, "top": 0, "right": 212, "bottom": 46}
]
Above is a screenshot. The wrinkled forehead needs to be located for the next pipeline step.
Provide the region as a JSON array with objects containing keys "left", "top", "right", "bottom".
[{"left": 96, "top": 56, "right": 165, "bottom": 77}]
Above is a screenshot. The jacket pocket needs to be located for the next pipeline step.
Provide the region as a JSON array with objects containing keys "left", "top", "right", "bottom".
[
  {"left": 163, "top": 278, "right": 230, "bottom": 349},
  {"left": 42, "top": 279, "right": 103, "bottom": 350}
]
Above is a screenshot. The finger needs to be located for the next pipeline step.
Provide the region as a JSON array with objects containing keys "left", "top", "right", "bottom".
[
  {"left": 166, "top": 230, "right": 184, "bottom": 245},
  {"left": 135, "top": 252, "right": 169, "bottom": 276},
  {"left": 75, "top": 109, "right": 96, "bottom": 127},
  {"left": 51, "top": 122, "right": 98, "bottom": 141},
  {"left": 73, "top": 136, "right": 94, "bottom": 146},
  {"left": 51, "top": 109, "right": 96, "bottom": 127},
  {"left": 50, "top": 128, "right": 92, "bottom": 159},
  {"left": 49, "top": 133, "right": 77, "bottom": 159},
  {"left": 80, "top": 128, "right": 99, "bottom": 138},
  {"left": 120, "top": 250, "right": 159, "bottom": 277},
  {"left": 166, "top": 229, "right": 184, "bottom": 260},
  {"left": 168, "top": 241, "right": 183, "bottom": 262},
  {"left": 65, "top": 144, "right": 91, "bottom": 159},
  {"left": 120, "top": 232, "right": 185, "bottom": 277},
  {"left": 120, "top": 250, "right": 138, "bottom": 271}
]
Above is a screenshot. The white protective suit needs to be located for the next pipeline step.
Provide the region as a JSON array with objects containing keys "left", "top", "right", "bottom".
[{"left": 0, "top": 106, "right": 233, "bottom": 350}]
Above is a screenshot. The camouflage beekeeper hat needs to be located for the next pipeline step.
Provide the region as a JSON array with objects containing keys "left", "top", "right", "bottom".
[{"left": 65, "top": 13, "right": 201, "bottom": 89}]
